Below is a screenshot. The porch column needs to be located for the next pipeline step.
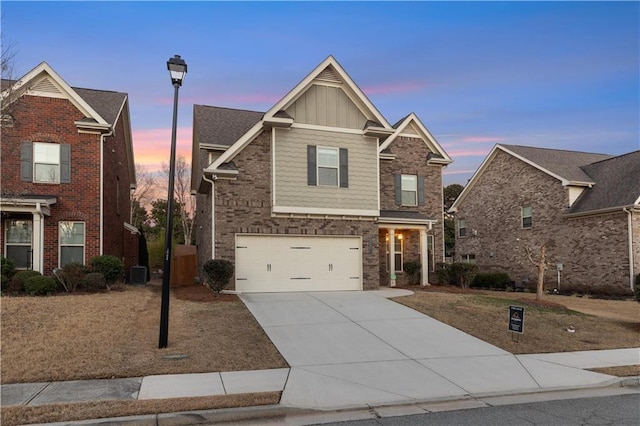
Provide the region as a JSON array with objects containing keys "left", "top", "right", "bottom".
[
  {"left": 32, "top": 210, "right": 44, "bottom": 273},
  {"left": 420, "top": 228, "right": 429, "bottom": 286},
  {"left": 389, "top": 228, "right": 395, "bottom": 287}
]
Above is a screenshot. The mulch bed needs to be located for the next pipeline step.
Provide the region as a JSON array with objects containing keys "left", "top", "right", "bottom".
[{"left": 171, "top": 284, "right": 239, "bottom": 302}]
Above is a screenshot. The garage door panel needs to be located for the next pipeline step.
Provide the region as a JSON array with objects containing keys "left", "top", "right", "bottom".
[{"left": 235, "top": 235, "right": 362, "bottom": 293}]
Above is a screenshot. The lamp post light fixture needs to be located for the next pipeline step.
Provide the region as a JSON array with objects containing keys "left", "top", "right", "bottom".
[{"left": 159, "top": 55, "right": 187, "bottom": 349}]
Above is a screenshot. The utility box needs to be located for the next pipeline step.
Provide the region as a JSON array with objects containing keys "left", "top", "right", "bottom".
[{"left": 130, "top": 266, "right": 147, "bottom": 285}]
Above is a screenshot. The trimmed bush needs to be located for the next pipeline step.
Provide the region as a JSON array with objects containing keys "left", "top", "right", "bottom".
[
  {"left": 90, "top": 255, "right": 124, "bottom": 285},
  {"left": 471, "top": 272, "right": 512, "bottom": 290},
  {"left": 82, "top": 272, "right": 108, "bottom": 291},
  {"left": 8, "top": 270, "right": 42, "bottom": 293},
  {"left": 24, "top": 275, "right": 57, "bottom": 296},
  {"left": 435, "top": 262, "right": 453, "bottom": 285},
  {"left": 403, "top": 261, "right": 421, "bottom": 285},
  {"left": 449, "top": 262, "right": 478, "bottom": 289},
  {"left": 203, "top": 259, "right": 234, "bottom": 295},
  {"left": 1, "top": 257, "right": 16, "bottom": 292}
]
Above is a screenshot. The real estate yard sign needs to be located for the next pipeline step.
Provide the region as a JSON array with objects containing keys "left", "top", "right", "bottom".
[{"left": 509, "top": 306, "right": 525, "bottom": 334}]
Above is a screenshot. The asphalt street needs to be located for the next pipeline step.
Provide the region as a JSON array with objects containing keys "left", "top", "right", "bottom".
[{"left": 314, "top": 394, "right": 640, "bottom": 426}]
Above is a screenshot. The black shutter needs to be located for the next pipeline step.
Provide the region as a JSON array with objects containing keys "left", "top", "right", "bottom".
[
  {"left": 20, "top": 141, "right": 33, "bottom": 182},
  {"left": 307, "top": 145, "right": 317, "bottom": 186},
  {"left": 60, "top": 144, "right": 71, "bottom": 183},
  {"left": 394, "top": 173, "right": 402, "bottom": 205},
  {"left": 339, "top": 148, "right": 348, "bottom": 188},
  {"left": 418, "top": 175, "right": 425, "bottom": 205}
]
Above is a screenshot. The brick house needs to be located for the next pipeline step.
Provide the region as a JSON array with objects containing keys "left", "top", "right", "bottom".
[
  {"left": 191, "top": 56, "right": 452, "bottom": 292},
  {"left": 449, "top": 144, "right": 640, "bottom": 292},
  {"left": 1, "top": 62, "right": 139, "bottom": 276}
]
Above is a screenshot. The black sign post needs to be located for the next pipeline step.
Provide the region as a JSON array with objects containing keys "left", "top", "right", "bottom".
[{"left": 509, "top": 306, "right": 524, "bottom": 341}]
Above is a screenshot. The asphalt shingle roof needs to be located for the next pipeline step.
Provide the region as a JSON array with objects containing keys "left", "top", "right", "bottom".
[
  {"left": 569, "top": 150, "right": 640, "bottom": 213},
  {"left": 73, "top": 87, "right": 126, "bottom": 125},
  {"left": 194, "top": 105, "right": 263, "bottom": 147},
  {"left": 500, "top": 144, "right": 613, "bottom": 184}
]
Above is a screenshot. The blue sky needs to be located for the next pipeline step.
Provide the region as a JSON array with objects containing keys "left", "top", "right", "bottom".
[{"left": 3, "top": 1, "right": 639, "bottom": 186}]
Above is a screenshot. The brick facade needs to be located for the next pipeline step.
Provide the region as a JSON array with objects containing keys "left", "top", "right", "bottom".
[
  {"left": 1, "top": 90, "right": 136, "bottom": 275},
  {"left": 210, "top": 131, "right": 380, "bottom": 290},
  {"left": 454, "top": 149, "right": 636, "bottom": 291}
]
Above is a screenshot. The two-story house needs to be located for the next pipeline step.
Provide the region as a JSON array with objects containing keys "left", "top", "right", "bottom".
[
  {"left": 192, "top": 56, "right": 451, "bottom": 292},
  {"left": 1, "top": 62, "right": 139, "bottom": 276},
  {"left": 449, "top": 144, "right": 639, "bottom": 293}
]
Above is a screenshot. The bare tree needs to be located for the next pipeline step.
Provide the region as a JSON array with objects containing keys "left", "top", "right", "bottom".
[
  {"left": 525, "top": 240, "right": 555, "bottom": 300},
  {"left": 161, "top": 154, "right": 195, "bottom": 245},
  {"left": 1, "top": 14, "right": 21, "bottom": 118},
  {"left": 130, "top": 164, "right": 157, "bottom": 226}
]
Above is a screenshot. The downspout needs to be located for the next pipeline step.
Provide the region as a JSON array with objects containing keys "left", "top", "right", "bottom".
[
  {"left": 623, "top": 207, "right": 634, "bottom": 291},
  {"left": 35, "top": 202, "right": 44, "bottom": 273},
  {"left": 99, "top": 129, "right": 114, "bottom": 255},
  {"left": 202, "top": 173, "right": 216, "bottom": 259}
]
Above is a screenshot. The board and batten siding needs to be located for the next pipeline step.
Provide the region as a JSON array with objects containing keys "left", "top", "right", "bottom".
[
  {"left": 274, "top": 127, "right": 378, "bottom": 211},
  {"left": 285, "top": 84, "right": 367, "bottom": 129}
]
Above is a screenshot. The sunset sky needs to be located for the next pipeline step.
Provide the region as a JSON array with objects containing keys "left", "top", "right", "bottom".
[{"left": 3, "top": 1, "right": 638, "bottom": 186}]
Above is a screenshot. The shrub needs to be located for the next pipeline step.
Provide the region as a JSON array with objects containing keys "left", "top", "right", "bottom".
[
  {"left": 1, "top": 256, "right": 16, "bottom": 279},
  {"left": 203, "top": 259, "right": 234, "bottom": 295},
  {"left": 449, "top": 262, "right": 478, "bottom": 289},
  {"left": 82, "top": 272, "right": 108, "bottom": 291},
  {"left": 56, "top": 263, "right": 87, "bottom": 293},
  {"left": 635, "top": 274, "right": 640, "bottom": 303},
  {"left": 471, "top": 272, "right": 511, "bottom": 290},
  {"left": 403, "top": 261, "right": 421, "bottom": 285},
  {"left": 24, "top": 275, "right": 57, "bottom": 296},
  {"left": 90, "top": 255, "right": 124, "bottom": 285},
  {"left": 435, "top": 262, "right": 453, "bottom": 285},
  {"left": 8, "top": 270, "right": 42, "bottom": 293}
]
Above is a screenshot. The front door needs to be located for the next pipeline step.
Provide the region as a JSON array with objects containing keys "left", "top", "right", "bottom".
[{"left": 4, "top": 219, "right": 33, "bottom": 269}]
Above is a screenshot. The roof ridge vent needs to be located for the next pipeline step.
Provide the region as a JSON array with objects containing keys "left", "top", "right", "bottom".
[
  {"left": 32, "top": 76, "right": 61, "bottom": 94},
  {"left": 315, "top": 65, "right": 341, "bottom": 84}
]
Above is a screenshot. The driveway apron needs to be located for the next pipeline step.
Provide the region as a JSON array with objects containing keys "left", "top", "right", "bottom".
[{"left": 239, "top": 291, "right": 617, "bottom": 410}]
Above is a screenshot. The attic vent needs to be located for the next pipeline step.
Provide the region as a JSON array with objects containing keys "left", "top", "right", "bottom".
[
  {"left": 315, "top": 66, "right": 341, "bottom": 84},
  {"left": 32, "top": 77, "right": 61, "bottom": 94}
]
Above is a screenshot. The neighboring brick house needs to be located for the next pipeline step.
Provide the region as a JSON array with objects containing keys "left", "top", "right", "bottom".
[
  {"left": 449, "top": 144, "right": 640, "bottom": 292},
  {"left": 191, "top": 56, "right": 452, "bottom": 292},
  {"left": 1, "top": 62, "right": 139, "bottom": 276}
]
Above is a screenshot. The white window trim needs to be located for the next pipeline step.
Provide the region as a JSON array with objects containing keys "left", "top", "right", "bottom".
[
  {"left": 317, "top": 146, "right": 339, "bottom": 187},
  {"left": 33, "top": 142, "right": 61, "bottom": 184},
  {"left": 58, "top": 221, "right": 86, "bottom": 267},
  {"left": 522, "top": 206, "right": 532, "bottom": 229},
  {"left": 458, "top": 219, "right": 467, "bottom": 237},
  {"left": 4, "top": 219, "right": 33, "bottom": 270},
  {"left": 386, "top": 233, "right": 404, "bottom": 272},
  {"left": 401, "top": 174, "right": 418, "bottom": 206}
]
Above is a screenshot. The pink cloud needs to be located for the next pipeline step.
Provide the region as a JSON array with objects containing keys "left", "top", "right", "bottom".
[
  {"left": 444, "top": 149, "right": 490, "bottom": 157},
  {"left": 133, "top": 127, "right": 192, "bottom": 171},
  {"left": 362, "top": 81, "right": 427, "bottom": 95},
  {"left": 461, "top": 136, "right": 506, "bottom": 143},
  {"left": 443, "top": 169, "right": 479, "bottom": 175}
]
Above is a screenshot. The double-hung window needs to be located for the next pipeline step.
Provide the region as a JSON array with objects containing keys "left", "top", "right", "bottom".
[
  {"left": 59, "top": 222, "right": 85, "bottom": 267},
  {"left": 317, "top": 147, "right": 339, "bottom": 186},
  {"left": 458, "top": 219, "right": 467, "bottom": 237},
  {"left": 5, "top": 220, "right": 32, "bottom": 269},
  {"left": 34, "top": 143, "right": 61, "bottom": 183},
  {"left": 522, "top": 206, "right": 532, "bottom": 228},
  {"left": 401, "top": 175, "right": 418, "bottom": 206}
]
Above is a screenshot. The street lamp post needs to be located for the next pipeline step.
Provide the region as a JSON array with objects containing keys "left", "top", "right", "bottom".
[{"left": 159, "top": 55, "right": 187, "bottom": 349}]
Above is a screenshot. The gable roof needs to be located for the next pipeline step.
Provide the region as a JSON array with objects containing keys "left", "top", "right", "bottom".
[
  {"left": 208, "top": 56, "right": 394, "bottom": 170},
  {"left": 500, "top": 144, "right": 612, "bottom": 186},
  {"left": 379, "top": 112, "right": 452, "bottom": 164},
  {"left": 73, "top": 87, "right": 127, "bottom": 126},
  {"left": 450, "top": 144, "right": 637, "bottom": 215},
  {"left": 193, "top": 105, "right": 263, "bottom": 148},
  {"left": 569, "top": 150, "right": 640, "bottom": 214}
]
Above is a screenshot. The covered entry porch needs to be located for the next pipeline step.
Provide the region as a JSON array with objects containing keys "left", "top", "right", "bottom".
[{"left": 378, "top": 211, "right": 436, "bottom": 287}]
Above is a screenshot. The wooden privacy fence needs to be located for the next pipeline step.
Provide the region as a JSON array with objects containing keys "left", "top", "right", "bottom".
[{"left": 170, "top": 244, "right": 198, "bottom": 287}]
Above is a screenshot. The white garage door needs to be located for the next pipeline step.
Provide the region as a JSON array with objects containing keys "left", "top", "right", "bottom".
[{"left": 235, "top": 235, "right": 362, "bottom": 293}]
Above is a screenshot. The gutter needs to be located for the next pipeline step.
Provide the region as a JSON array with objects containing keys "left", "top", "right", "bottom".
[
  {"left": 623, "top": 207, "right": 635, "bottom": 291},
  {"left": 201, "top": 173, "right": 217, "bottom": 259}
]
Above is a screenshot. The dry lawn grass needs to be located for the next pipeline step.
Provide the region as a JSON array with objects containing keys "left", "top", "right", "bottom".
[
  {"left": 0, "top": 392, "right": 281, "bottom": 426},
  {"left": 394, "top": 287, "right": 639, "bottom": 355},
  {"left": 1, "top": 284, "right": 287, "bottom": 384}
]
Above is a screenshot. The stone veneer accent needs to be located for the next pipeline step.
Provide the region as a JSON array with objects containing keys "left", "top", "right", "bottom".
[
  {"left": 211, "top": 131, "right": 380, "bottom": 290},
  {"left": 454, "top": 149, "right": 637, "bottom": 291}
]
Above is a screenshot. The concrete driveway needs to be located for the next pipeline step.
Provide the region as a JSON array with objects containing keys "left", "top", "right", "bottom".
[{"left": 240, "top": 290, "right": 620, "bottom": 410}]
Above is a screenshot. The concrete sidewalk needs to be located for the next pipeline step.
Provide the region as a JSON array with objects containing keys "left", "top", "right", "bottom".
[{"left": 2, "top": 289, "right": 638, "bottom": 421}]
